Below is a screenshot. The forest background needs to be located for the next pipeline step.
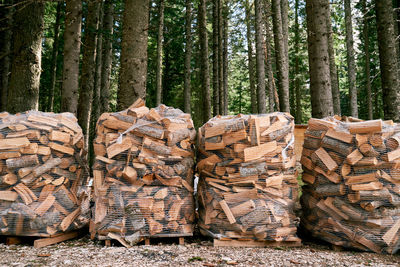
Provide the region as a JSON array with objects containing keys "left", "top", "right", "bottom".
[{"left": 0, "top": 0, "right": 399, "bottom": 152}]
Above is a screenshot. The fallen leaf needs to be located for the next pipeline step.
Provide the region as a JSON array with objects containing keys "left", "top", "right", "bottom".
[
  {"left": 227, "top": 261, "right": 238, "bottom": 265},
  {"left": 37, "top": 253, "right": 51, "bottom": 257},
  {"left": 203, "top": 263, "right": 216, "bottom": 267},
  {"left": 290, "top": 259, "right": 300, "bottom": 264}
]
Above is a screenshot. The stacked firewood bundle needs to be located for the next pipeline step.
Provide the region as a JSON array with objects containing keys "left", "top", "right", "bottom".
[
  {"left": 0, "top": 111, "right": 90, "bottom": 237},
  {"left": 197, "top": 113, "right": 300, "bottom": 242},
  {"left": 300, "top": 116, "right": 400, "bottom": 254},
  {"left": 91, "top": 99, "right": 196, "bottom": 246}
]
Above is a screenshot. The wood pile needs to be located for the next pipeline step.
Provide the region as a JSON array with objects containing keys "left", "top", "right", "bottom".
[
  {"left": 91, "top": 99, "right": 196, "bottom": 247},
  {"left": 300, "top": 116, "right": 400, "bottom": 254},
  {"left": 0, "top": 111, "right": 90, "bottom": 237},
  {"left": 197, "top": 113, "right": 300, "bottom": 243}
]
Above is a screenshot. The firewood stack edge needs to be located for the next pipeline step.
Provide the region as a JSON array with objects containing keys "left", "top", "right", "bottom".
[
  {"left": 197, "top": 113, "right": 300, "bottom": 243},
  {"left": 300, "top": 116, "right": 400, "bottom": 254},
  {"left": 0, "top": 111, "right": 90, "bottom": 237},
  {"left": 91, "top": 99, "right": 196, "bottom": 246}
]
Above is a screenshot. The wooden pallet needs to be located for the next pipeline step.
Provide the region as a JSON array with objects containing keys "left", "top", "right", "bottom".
[
  {"left": 214, "top": 238, "right": 302, "bottom": 248},
  {"left": 1, "top": 231, "right": 80, "bottom": 248},
  {"left": 104, "top": 234, "right": 190, "bottom": 247}
]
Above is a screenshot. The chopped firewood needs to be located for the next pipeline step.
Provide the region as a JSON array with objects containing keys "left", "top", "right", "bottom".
[
  {"left": 0, "top": 111, "right": 89, "bottom": 238},
  {"left": 197, "top": 113, "right": 299, "bottom": 243},
  {"left": 301, "top": 116, "right": 400, "bottom": 254},
  {"left": 92, "top": 100, "right": 195, "bottom": 245}
]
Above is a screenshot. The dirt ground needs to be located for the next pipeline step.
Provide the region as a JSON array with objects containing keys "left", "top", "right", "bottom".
[{"left": 0, "top": 234, "right": 399, "bottom": 267}]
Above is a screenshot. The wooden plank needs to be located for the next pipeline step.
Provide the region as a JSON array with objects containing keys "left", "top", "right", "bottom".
[
  {"left": 243, "top": 141, "right": 277, "bottom": 162},
  {"left": 60, "top": 208, "right": 81, "bottom": 231},
  {"left": 219, "top": 200, "right": 236, "bottom": 224},
  {"left": 106, "top": 138, "right": 132, "bottom": 158},
  {"left": 351, "top": 181, "right": 383, "bottom": 191},
  {"left": 385, "top": 148, "right": 400, "bottom": 162},
  {"left": 0, "top": 137, "right": 30, "bottom": 150},
  {"left": 347, "top": 120, "right": 382, "bottom": 134},
  {"left": 49, "top": 142, "right": 74, "bottom": 155},
  {"left": 0, "top": 191, "right": 18, "bottom": 201},
  {"left": 382, "top": 219, "right": 400, "bottom": 245},
  {"left": 49, "top": 130, "right": 71, "bottom": 143},
  {"left": 325, "top": 128, "right": 353, "bottom": 143},
  {"left": 35, "top": 195, "right": 56, "bottom": 216},
  {"left": 314, "top": 147, "right": 338, "bottom": 172},
  {"left": 33, "top": 231, "right": 79, "bottom": 248},
  {"left": 213, "top": 239, "right": 301, "bottom": 247},
  {"left": 346, "top": 149, "right": 363, "bottom": 165}
]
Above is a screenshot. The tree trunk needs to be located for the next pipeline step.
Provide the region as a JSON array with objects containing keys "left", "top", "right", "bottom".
[
  {"left": 344, "top": 0, "right": 358, "bottom": 118},
  {"left": 77, "top": 0, "right": 100, "bottom": 145},
  {"left": 48, "top": 2, "right": 62, "bottom": 112},
  {"left": 184, "top": 0, "right": 192, "bottom": 114},
  {"left": 7, "top": 1, "right": 44, "bottom": 113},
  {"left": 305, "top": 0, "right": 334, "bottom": 118},
  {"left": 0, "top": 1, "right": 12, "bottom": 112},
  {"left": 61, "top": 0, "right": 82, "bottom": 114},
  {"left": 264, "top": 0, "right": 279, "bottom": 112},
  {"left": 362, "top": 0, "right": 372, "bottom": 120},
  {"left": 218, "top": 0, "right": 224, "bottom": 115},
  {"left": 212, "top": 0, "right": 219, "bottom": 116},
  {"left": 222, "top": 2, "right": 229, "bottom": 115},
  {"left": 294, "top": 0, "right": 302, "bottom": 124},
  {"left": 199, "top": 0, "right": 212, "bottom": 122},
  {"left": 118, "top": 0, "right": 149, "bottom": 109},
  {"left": 93, "top": 1, "right": 103, "bottom": 125},
  {"left": 100, "top": 0, "right": 113, "bottom": 114},
  {"left": 245, "top": 0, "right": 257, "bottom": 114},
  {"left": 255, "top": 0, "right": 266, "bottom": 114},
  {"left": 395, "top": 0, "right": 400, "bottom": 61},
  {"left": 155, "top": 0, "right": 165, "bottom": 106},
  {"left": 272, "top": 0, "right": 289, "bottom": 112},
  {"left": 326, "top": 4, "right": 341, "bottom": 116},
  {"left": 375, "top": 0, "right": 400, "bottom": 121}
]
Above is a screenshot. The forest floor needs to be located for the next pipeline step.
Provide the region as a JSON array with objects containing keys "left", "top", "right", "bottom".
[{"left": 0, "top": 233, "right": 399, "bottom": 267}]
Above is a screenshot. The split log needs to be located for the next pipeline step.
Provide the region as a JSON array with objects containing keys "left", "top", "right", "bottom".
[
  {"left": 91, "top": 100, "right": 195, "bottom": 245},
  {"left": 301, "top": 116, "right": 400, "bottom": 254},
  {"left": 197, "top": 113, "right": 299, "bottom": 243},
  {"left": 0, "top": 111, "right": 89, "bottom": 237}
]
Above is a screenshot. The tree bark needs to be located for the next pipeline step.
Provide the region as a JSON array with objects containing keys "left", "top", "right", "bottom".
[
  {"left": 77, "top": 0, "right": 100, "bottom": 145},
  {"left": 294, "top": 0, "right": 302, "bottom": 124},
  {"left": 344, "top": 0, "right": 358, "bottom": 118},
  {"left": 375, "top": 0, "right": 400, "bottom": 121},
  {"left": 222, "top": 2, "right": 229, "bottom": 115},
  {"left": 264, "top": 0, "right": 279, "bottom": 112},
  {"left": 255, "top": 0, "right": 266, "bottom": 114},
  {"left": 184, "top": 0, "right": 192, "bottom": 114},
  {"left": 395, "top": 0, "right": 400, "bottom": 61},
  {"left": 212, "top": 0, "right": 219, "bottom": 116},
  {"left": 0, "top": 2, "right": 12, "bottom": 111},
  {"left": 326, "top": 3, "right": 340, "bottom": 116},
  {"left": 93, "top": 1, "right": 103, "bottom": 125},
  {"left": 245, "top": 0, "right": 257, "bottom": 114},
  {"left": 118, "top": 0, "right": 149, "bottom": 109},
  {"left": 48, "top": 2, "right": 62, "bottom": 112},
  {"left": 7, "top": 1, "right": 44, "bottom": 113},
  {"left": 305, "top": 0, "right": 334, "bottom": 118},
  {"left": 199, "top": 0, "right": 212, "bottom": 122},
  {"left": 362, "top": 0, "right": 372, "bottom": 120},
  {"left": 218, "top": 0, "right": 224, "bottom": 115},
  {"left": 271, "top": 0, "right": 289, "bottom": 112},
  {"left": 61, "top": 0, "right": 82, "bottom": 114},
  {"left": 100, "top": 0, "right": 113, "bottom": 113},
  {"left": 155, "top": 0, "right": 164, "bottom": 106}
]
